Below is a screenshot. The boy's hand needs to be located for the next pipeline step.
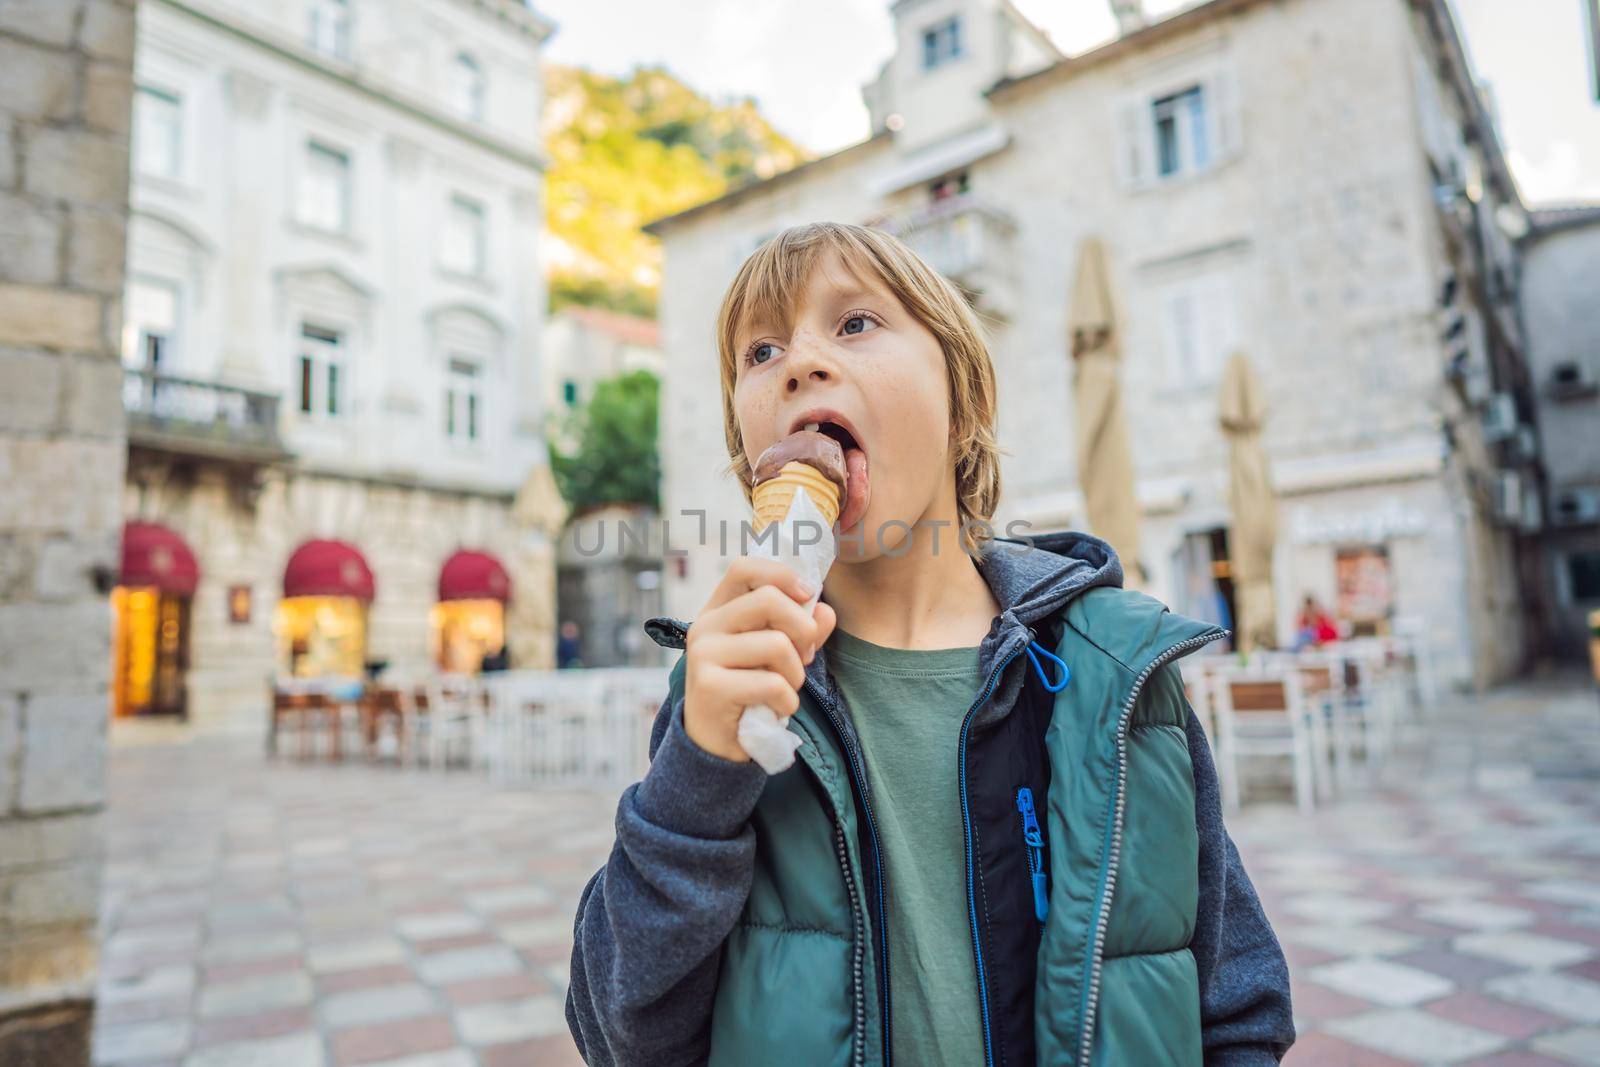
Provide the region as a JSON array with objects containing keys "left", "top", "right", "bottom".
[{"left": 683, "top": 557, "right": 838, "bottom": 763}]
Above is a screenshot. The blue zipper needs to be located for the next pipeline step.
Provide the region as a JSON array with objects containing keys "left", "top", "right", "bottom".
[
  {"left": 959, "top": 642, "right": 1025, "bottom": 1067},
  {"left": 802, "top": 677, "right": 894, "bottom": 1066},
  {"left": 1015, "top": 787, "right": 1050, "bottom": 923}
]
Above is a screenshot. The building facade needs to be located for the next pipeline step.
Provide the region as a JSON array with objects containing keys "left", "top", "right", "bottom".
[
  {"left": 1521, "top": 206, "right": 1600, "bottom": 660},
  {"left": 0, "top": 2, "right": 136, "bottom": 1060},
  {"left": 118, "top": 0, "right": 563, "bottom": 730},
  {"left": 647, "top": 0, "right": 1542, "bottom": 691}
]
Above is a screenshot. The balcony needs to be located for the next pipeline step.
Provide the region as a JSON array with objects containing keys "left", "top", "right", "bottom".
[
  {"left": 885, "top": 196, "right": 1018, "bottom": 321},
  {"left": 123, "top": 369, "right": 291, "bottom": 464}
]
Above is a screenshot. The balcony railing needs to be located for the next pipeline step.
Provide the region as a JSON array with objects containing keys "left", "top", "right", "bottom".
[
  {"left": 886, "top": 196, "right": 1018, "bottom": 319},
  {"left": 123, "top": 369, "right": 290, "bottom": 463}
]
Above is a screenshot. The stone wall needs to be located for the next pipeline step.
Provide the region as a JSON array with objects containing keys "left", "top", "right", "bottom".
[{"left": 0, "top": 2, "right": 135, "bottom": 1063}]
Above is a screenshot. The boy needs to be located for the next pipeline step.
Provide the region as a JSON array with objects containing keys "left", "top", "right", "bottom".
[{"left": 567, "top": 223, "right": 1295, "bottom": 1065}]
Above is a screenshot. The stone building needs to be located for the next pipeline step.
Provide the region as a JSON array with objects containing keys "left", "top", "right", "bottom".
[
  {"left": 542, "top": 306, "right": 667, "bottom": 669},
  {"left": 543, "top": 303, "right": 663, "bottom": 417},
  {"left": 645, "top": 0, "right": 1542, "bottom": 691},
  {"left": 0, "top": 2, "right": 135, "bottom": 1061},
  {"left": 115, "top": 0, "right": 565, "bottom": 730},
  {"left": 1520, "top": 204, "right": 1600, "bottom": 660}
]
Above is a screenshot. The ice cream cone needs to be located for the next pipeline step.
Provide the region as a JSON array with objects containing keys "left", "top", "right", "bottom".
[{"left": 752, "top": 461, "right": 841, "bottom": 531}]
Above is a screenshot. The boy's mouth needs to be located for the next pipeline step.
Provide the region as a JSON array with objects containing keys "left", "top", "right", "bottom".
[{"left": 790, "top": 412, "right": 870, "bottom": 533}]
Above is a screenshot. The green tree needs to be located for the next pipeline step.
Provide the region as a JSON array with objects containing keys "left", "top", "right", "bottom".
[
  {"left": 544, "top": 64, "right": 809, "bottom": 317},
  {"left": 548, "top": 370, "right": 661, "bottom": 514}
]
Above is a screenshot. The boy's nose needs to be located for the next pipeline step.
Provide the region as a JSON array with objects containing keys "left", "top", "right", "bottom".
[
  {"left": 786, "top": 367, "right": 828, "bottom": 392},
  {"left": 784, "top": 333, "right": 837, "bottom": 392}
]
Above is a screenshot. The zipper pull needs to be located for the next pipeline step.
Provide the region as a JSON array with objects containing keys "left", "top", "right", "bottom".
[
  {"left": 1015, "top": 786, "right": 1043, "bottom": 846},
  {"left": 1016, "top": 787, "right": 1050, "bottom": 923}
]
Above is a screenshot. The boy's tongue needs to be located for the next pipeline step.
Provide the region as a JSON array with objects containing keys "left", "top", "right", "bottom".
[{"left": 839, "top": 447, "right": 869, "bottom": 533}]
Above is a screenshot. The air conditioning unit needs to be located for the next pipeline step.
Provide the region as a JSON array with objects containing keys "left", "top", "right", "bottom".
[
  {"left": 1481, "top": 392, "right": 1517, "bottom": 442},
  {"left": 1521, "top": 487, "right": 1543, "bottom": 532},
  {"left": 1511, "top": 425, "right": 1539, "bottom": 464},
  {"left": 1548, "top": 360, "right": 1599, "bottom": 401},
  {"left": 1550, "top": 486, "right": 1600, "bottom": 529},
  {"left": 1492, "top": 471, "right": 1523, "bottom": 524}
]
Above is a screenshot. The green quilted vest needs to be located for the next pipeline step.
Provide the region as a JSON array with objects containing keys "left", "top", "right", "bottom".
[{"left": 695, "top": 587, "right": 1221, "bottom": 1066}]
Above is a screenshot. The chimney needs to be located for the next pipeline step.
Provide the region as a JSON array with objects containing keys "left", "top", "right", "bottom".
[{"left": 1109, "top": 0, "right": 1146, "bottom": 35}]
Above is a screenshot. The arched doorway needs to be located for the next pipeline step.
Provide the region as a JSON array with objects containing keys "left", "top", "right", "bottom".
[
  {"left": 432, "top": 549, "right": 510, "bottom": 673},
  {"left": 112, "top": 522, "right": 199, "bottom": 718},
  {"left": 276, "top": 539, "right": 375, "bottom": 678}
]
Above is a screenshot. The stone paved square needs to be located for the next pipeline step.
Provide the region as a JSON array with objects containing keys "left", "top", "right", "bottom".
[{"left": 91, "top": 678, "right": 1600, "bottom": 1066}]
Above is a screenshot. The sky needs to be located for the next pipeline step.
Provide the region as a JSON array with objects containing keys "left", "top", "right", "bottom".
[{"left": 534, "top": 0, "right": 1599, "bottom": 207}]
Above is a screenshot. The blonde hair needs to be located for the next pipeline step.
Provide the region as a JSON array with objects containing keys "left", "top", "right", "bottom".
[{"left": 714, "top": 221, "right": 1002, "bottom": 553}]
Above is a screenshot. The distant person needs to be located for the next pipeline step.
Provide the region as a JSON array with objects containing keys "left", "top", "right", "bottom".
[
  {"left": 479, "top": 643, "right": 509, "bottom": 673},
  {"left": 556, "top": 620, "right": 583, "bottom": 669},
  {"left": 1293, "top": 595, "right": 1340, "bottom": 650}
]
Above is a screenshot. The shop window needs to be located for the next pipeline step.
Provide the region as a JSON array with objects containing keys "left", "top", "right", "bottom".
[
  {"left": 431, "top": 600, "right": 505, "bottom": 673},
  {"left": 111, "top": 587, "right": 191, "bottom": 717},
  {"left": 275, "top": 596, "right": 367, "bottom": 677},
  {"left": 1335, "top": 545, "right": 1394, "bottom": 636}
]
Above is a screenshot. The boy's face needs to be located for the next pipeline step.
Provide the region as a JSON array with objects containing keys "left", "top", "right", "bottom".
[{"left": 732, "top": 250, "right": 954, "bottom": 560}]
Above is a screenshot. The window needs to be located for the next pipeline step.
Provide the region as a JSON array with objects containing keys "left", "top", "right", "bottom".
[
  {"left": 1152, "top": 86, "right": 1210, "bottom": 179},
  {"left": 929, "top": 171, "right": 970, "bottom": 202},
  {"left": 1158, "top": 274, "right": 1237, "bottom": 386},
  {"left": 562, "top": 379, "right": 578, "bottom": 407},
  {"left": 1571, "top": 551, "right": 1600, "bottom": 601},
  {"left": 1117, "top": 71, "right": 1239, "bottom": 188},
  {"left": 451, "top": 53, "right": 485, "bottom": 122},
  {"left": 442, "top": 194, "right": 486, "bottom": 275},
  {"left": 308, "top": 0, "right": 351, "bottom": 59},
  {"left": 122, "top": 278, "right": 180, "bottom": 371},
  {"left": 445, "top": 358, "right": 482, "bottom": 442},
  {"left": 133, "top": 87, "right": 181, "bottom": 180},
  {"left": 298, "top": 323, "right": 345, "bottom": 418},
  {"left": 922, "top": 16, "right": 962, "bottom": 70},
  {"left": 299, "top": 141, "right": 350, "bottom": 233}
]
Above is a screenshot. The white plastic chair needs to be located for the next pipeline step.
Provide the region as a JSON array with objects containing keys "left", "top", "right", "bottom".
[{"left": 1213, "top": 668, "right": 1319, "bottom": 813}]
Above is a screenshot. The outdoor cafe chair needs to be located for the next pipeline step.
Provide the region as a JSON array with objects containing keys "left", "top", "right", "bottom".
[{"left": 1212, "top": 667, "right": 1321, "bottom": 813}]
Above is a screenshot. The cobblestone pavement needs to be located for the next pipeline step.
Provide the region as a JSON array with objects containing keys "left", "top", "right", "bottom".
[{"left": 93, "top": 678, "right": 1600, "bottom": 1066}]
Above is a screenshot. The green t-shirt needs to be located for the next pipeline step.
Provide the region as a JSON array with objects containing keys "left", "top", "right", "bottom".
[{"left": 825, "top": 627, "right": 985, "bottom": 1067}]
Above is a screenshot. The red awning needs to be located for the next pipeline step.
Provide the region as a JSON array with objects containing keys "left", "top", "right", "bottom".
[
  {"left": 120, "top": 521, "right": 200, "bottom": 597},
  {"left": 438, "top": 550, "right": 511, "bottom": 602},
  {"left": 283, "top": 540, "right": 375, "bottom": 602}
]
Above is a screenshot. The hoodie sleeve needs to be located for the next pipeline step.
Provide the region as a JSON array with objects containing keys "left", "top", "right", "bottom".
[
  {"left": 1184, "top": 702, "right": 1297, "bottom": 1066},
  {"left": 566, "top": 669, "right": 769, "bottom": 1066}
]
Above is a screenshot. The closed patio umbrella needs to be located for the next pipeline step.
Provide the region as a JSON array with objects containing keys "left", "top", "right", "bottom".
[
  {"left": 1069, "top": 237, "right": 1144, "bottom": 585},
  {"left": 1219, "top": 352, "right": 1278, "bottom": 652}
]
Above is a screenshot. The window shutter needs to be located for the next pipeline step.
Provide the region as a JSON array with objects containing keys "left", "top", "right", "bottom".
[
  {"left": 1115, "top": 95, "right": 1151, "bottom": 188},
  {"left": 1212, "top": 67, "right": 1242, "bottom": 161}
]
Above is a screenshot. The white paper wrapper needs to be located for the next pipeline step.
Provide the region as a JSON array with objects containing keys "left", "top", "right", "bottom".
[{"left": 736, "top": 485, "right": 837, "bottom": 773}]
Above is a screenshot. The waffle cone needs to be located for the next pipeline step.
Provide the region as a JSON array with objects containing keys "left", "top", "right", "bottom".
[{"left": 751, "top": 462, "right": 842, "bottom": 531}]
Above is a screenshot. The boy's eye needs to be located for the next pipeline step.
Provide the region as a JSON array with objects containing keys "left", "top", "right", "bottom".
[
  {"left": 750, "top": 342, "right": 779, "bottom": 365},
  {"left": 841, "top": 313, "right": 879, "bottom": 336}
]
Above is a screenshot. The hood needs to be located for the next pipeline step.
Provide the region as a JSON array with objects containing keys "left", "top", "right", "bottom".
[{"left": 977, "top": 530, "right": 1124, "bottom": 627}]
